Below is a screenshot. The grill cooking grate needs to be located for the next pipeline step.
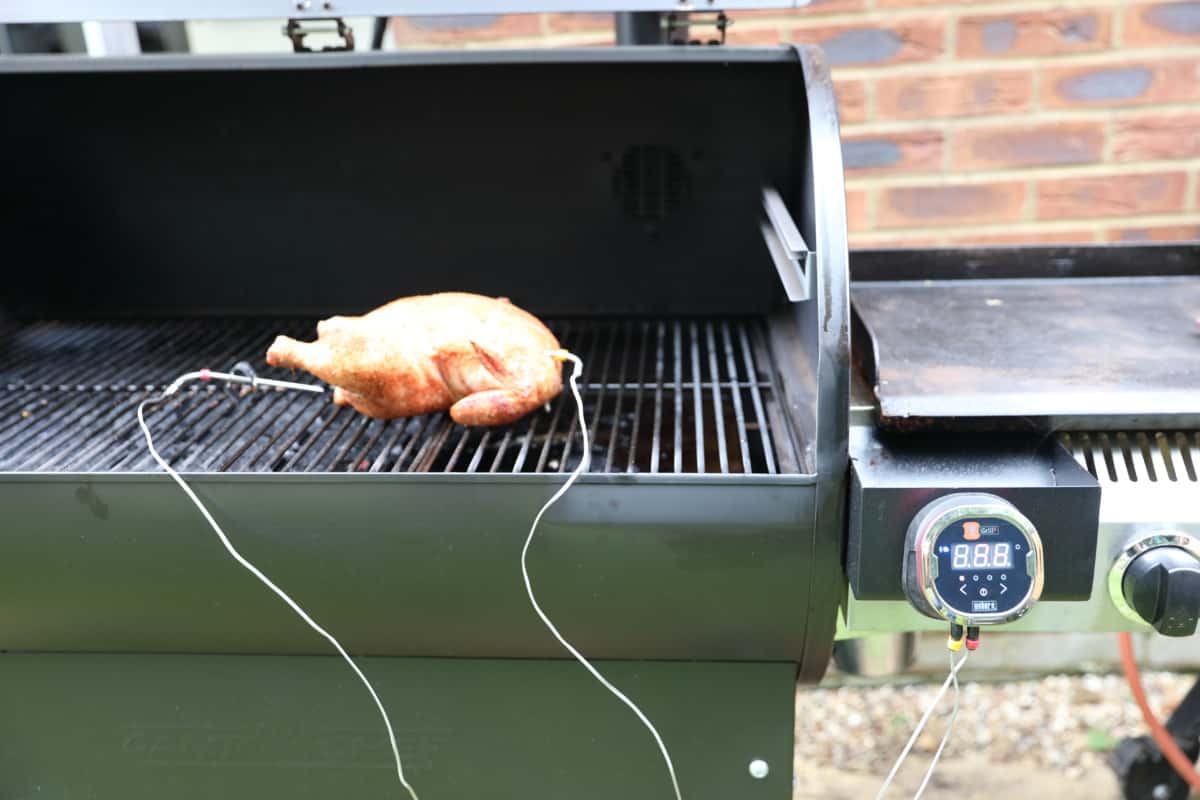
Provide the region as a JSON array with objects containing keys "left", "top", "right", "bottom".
[
  {"left": 1061, "top": 431, "right": 1200, "bottom": 484},
  {"left": 0, "top": 318, "right": 799, "bottom": 475}
]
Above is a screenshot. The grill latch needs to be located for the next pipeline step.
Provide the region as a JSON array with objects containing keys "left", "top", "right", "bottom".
[{"left": 283, "top": 17, "right": 355, "bottom": 52}]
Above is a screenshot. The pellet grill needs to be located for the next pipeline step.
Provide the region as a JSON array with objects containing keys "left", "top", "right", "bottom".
[
  {"left": 6, "top": 4, "right": 1200, "bottom": 797},
  {"left": 0, "top": 39, "right": 849, "bottom": 799}
]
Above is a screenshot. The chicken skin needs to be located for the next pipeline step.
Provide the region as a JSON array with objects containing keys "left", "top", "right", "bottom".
[{"left": 266, "top": 293, "right": 563, "bottom": 426}]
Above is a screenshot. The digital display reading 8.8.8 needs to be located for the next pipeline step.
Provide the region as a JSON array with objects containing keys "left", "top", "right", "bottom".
[{"left": 951, "top": 542, "right": 1012, "bottom": 570}]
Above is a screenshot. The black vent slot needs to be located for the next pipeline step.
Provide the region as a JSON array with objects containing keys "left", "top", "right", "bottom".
[{"left": 612, "top": 145, "right": 690, "bottom": 224}]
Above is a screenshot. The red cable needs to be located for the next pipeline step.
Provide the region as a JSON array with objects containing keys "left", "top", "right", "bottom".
[{"left": 1118, "top": 631, "right": 1200, "bottom": 790}]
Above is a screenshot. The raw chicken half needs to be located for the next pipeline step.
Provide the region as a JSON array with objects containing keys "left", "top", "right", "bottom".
[{"left": 266, "top": 292, "right": 563, "bottom": 426}]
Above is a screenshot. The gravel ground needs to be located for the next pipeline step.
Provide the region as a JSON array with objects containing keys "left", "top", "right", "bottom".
[{"left": 794, "top": 670, "right": 1198, "bottom": 799}]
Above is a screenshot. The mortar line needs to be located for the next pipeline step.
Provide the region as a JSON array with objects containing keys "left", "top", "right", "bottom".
[
  {"left": 830, "top": 48, "right": 1199, "bottom": 80},
  {"left": 839, "top": 102, "right": 1200, "bottom": 135},
  {"left": 850, "top": 210, "right": 1200, "bottom": 240},
  {"left": 845, "top": 156, "right": 1200, "bottom": 187}
]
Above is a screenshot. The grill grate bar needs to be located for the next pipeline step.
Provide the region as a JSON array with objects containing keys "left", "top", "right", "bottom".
[
  {"left": 488, "top": 427, "right": 515, "bottom": 473},
  {"left": 324, "top": 414, "right": 372, "bottom": 472},
  {"left": 369, "top": 417, "right": 413, "bottom": 473},
  {"left": 556, "top": 324, "right": 603, "bottom": 473},
  {"left": 650, "top": 322, "right": 665, "bottom": 474},
  {"left": 1063, "top": 431, "right": 1200, "bottom": 484},
  {"left": 219, "top": 390, "right": 313, "bottom": 472},
  {"left": 586, "top": 323, "right": 617, "bottom": 472},
  {"left": 345, "top": 418, "right": 388, "bottom": 473},
  {"left": 412, "top": 415, "right": 455, "bottom": 472},
  {"left": 704, "top": 322, "right": 730, "bottom": 474},
  {"left": 444, "top": 428, "right": 472, "bottom": 473},
  {"left": 689, "top": 323, "right": 705, "bottom": 474},
  {"left": 673, "top": 322, "right": 683, "bottom": 474},
  {"left": 465, "top": 430, "right": 491, "bottom": 474},
  {"left": 112, "top": 390, "right": 229, "bottom": 471},
  {"left": 625, "top": 322, "right": 649, "bottom": 474},
  {"left": 303, "top": 406, "right": 356, "bottom": 473},
  {"left": 0, "top": 317, "right": 797, "bottom": 475},
  {"left": 0, "top": 391, "right": 80, "bottom": 457},
  {"left": 603, "top": 323, "right": 632, "bottom": 473},
  {"left": 283, "top": 405, "right": 345, "bottom": 472},
  {"left": 392, "top": 415, "right": 434, "bottom": 473},
  {"left": 721, "top": 322, "right": 753, "bottom": 473},
  {"left": 52, "top": 392, "right": 153, "bottom": 472}
]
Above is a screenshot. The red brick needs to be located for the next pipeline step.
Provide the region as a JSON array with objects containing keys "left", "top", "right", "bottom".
[
  {"left": 1124, "top": 2, "right": 1200, "bottom": 47},
  {"left": 952, "top": 122, "right": 1105, "bottom": 170},
  {"left": 723, "top": 26, "right": 787, "bottom": 45},
  {"left": 789, "top": 19, "right": 945, "bottom": 67},
  {"left": 1037, "top": 171, "right": 1188, "bottom": 219},
  {"left": 545, "top": 13, "right": 610, "bottom": 33},
  {"left": 1041, "top": 58, "right": 1200, "bottom": 109},
  {"left": 835, "top": 78, "right": 868, "bottom": 125},
  {"left": 843, "top": 130, "right": 943, "bottom": 174},
  {"left": 876, "top": 0, "right": 1004, "bottom": 6},
  {"left": 875, "top": 70, "right": 1033, "bottom": 120},
  {"left": 1113, "top": 112, "right": 1200, "bottom": 161},
  {"left": 878, "top": 181, "right": 1027, "bottom": 228},
  {"left": 736, "top": 0, "right": 867, "bottom": 16},
  {"left": 957, "top": 8, "right": 1111, "bottom": 58},
  {"left": 846, "top": 188, "right": 870, "bottom": 232},
  {"left": 568, "top": 36, "right": 617, "bottom": 48},
  {"left": 850, "top": 233, "right": 943, "bottom": 248},
  {"left": 945, "top": 229, "right": 1098, "bottom": 245},
  {"left": 1104, "top": 223, "right": 1200, "bottom": 242},
  {"left": 390, "top": 14, "right": 541, "bottom": 46}
]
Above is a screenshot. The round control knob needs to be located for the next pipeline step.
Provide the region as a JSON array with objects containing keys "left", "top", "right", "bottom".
[
  {"left": 903, "top": 493, "right": 1044, "bottom": 626},
  {"left": 1111, "top": 537, "right": 1200, "bottom": 637}
]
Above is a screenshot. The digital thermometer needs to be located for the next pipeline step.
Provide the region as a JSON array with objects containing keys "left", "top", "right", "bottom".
[{"left": 903, "top": 493, "right": 1044, "bottom": 626}]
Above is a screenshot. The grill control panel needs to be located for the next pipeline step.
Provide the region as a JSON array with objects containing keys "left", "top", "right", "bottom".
[{"left": 903, "top": 493, "right": 1045, "bottom": 626}]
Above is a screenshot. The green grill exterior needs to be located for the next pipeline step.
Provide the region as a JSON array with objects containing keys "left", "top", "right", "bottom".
[{"left": 0, "top": 45, "right": 850, "bottom": 799}]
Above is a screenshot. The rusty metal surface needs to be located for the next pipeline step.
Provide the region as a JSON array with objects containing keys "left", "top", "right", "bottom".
[{"left": 852, "top": 276, "right": 1200, "bottom": 431}]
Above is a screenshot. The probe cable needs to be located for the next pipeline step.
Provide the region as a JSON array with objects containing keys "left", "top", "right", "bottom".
[
  {"left": 138, "top": 368, "right": 421, "bottom": 800},
  {"left": 874, "top": 646, "right": 969, "bottom": 800},
  {"left": 1118, "top": 631, "right": 1200, "bottom": 791},
  {"left": 524, "top": 350, "right": 684, "bottom": 800}
]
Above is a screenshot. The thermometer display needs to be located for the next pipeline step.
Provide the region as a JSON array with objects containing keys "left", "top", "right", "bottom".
[
  {"left": 903, "top": 493, "right": 1044, "bottom": 626},
  {"left": 950, "top": 542, "right": 1012, "bottom": 570}
]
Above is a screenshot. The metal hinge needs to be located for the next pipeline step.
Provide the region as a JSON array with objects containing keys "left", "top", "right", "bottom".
[
  {"left": 663, "top": 11, "right": 731, "bottom": 46},
  {"left": 283, "top": 17, "right": 354, "bottom": 52}
]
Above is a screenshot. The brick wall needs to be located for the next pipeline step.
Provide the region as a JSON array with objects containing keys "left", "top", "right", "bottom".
[{"left": 390, "top": 3, "right": 1200, "bottom": 247}]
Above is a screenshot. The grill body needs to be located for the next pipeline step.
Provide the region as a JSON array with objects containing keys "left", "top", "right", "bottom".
[{"left": 0, "top": 45, "right": 849, "bottom": 799}]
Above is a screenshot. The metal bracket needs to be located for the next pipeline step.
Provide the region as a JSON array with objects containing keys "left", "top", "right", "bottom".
[
  {"left": 283, "top": 17, "right": 354, "bottom": 52},
  {"left": 662, "top": 11, "right": 730, "bottom": 45},
  {"left": 761, "top": 187, "right": 815, "bottom": 302}
]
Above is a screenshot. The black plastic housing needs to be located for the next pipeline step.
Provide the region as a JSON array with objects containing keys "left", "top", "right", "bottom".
[{"left": 847, "top": 425, "right": 1101, "bottom": 601}]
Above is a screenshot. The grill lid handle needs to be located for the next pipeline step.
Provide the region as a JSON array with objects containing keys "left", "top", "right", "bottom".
[{"left": 761, "top": 187, "right": 815, "bottom": 302}]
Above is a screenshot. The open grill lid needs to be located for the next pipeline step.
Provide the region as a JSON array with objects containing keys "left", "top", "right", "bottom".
[{"left": 2, "top": 47, "right": 816, "bottom": 321}]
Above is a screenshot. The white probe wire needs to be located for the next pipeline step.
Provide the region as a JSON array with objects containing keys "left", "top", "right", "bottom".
[
  {"left": 873, "top": 648, "right": 969, "bottom": 800},
  {"left": 522, "top": 351, "right": 684, "bottom": 800},
  {"left": 912, "top": 649, "right": 964, "bottom": 800},
  {"left": 137, "top": 373, "right": 420, "bottom": 800}
]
